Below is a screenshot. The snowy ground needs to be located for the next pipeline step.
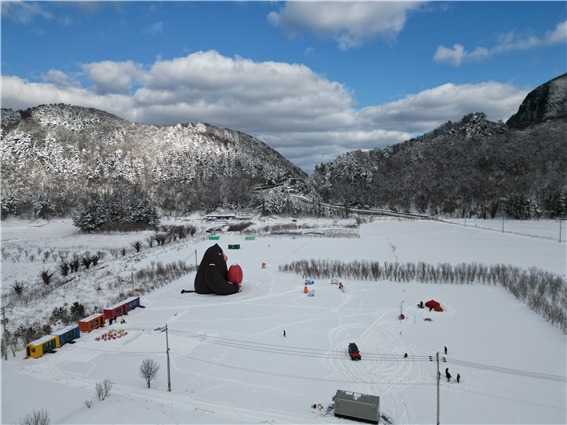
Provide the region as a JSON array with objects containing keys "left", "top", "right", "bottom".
[
  {"left": 1, "top": 216, "right": 566, "bottom": 424},
  {"left": 439, "top": 217, "right": 566, "bottom": 242}
]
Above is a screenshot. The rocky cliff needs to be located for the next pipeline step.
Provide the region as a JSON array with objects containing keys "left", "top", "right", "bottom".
[{"left": 506, "top": 73, "right": 567, "bottom": 128}]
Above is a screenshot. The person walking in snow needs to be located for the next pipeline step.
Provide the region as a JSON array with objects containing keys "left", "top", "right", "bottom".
[
  {"left": 446, "top": 371, "right": 451, "bottom": 382},
  {"left": 457, "top": 373, "right": 460, "bottom": 383},
  {"left": 404, "top": 353, "right": 408, "bottom": 358},
  {"left": 444, "top": 346, "right": 447, "bottom": 355},
  {"left": 283, "top": 330, "right": 286, "bottom": 337}
]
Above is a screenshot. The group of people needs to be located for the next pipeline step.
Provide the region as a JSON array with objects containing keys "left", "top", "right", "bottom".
[
  {"left": 443, "top": 367, "right": 460, "bottom": 383},
  {"left": 108, "top": 316, "right": 126, "bottom": 325},
  {"left": 442, "top": 347, "right": 460, "bottom": 383}
]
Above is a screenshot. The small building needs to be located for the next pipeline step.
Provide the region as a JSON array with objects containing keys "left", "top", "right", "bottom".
[
  {"left": 124, "top": 296, "right": 140, "bottom": 311},
  {"left": 104, "top": 301, "right": 128, "bottom": 321},
  {"left": 333, "top": 390, "right": 380, "bottom": 424},
  {"left": 52, "top": 325, "right": 80, "bottom": 346},
  {"left": 26, "top": 335, "right": 60, "bottom": 358},
  {"left": 79, "top": 313, "right": 106, "bottom": 332},
  {"left": 204, "top": 214, "right": 235, "bottom": 221}
]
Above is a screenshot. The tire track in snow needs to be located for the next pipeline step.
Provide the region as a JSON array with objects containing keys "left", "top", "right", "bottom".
[{"left": 320, "top": 284, "right": 425, "bottom": 425}]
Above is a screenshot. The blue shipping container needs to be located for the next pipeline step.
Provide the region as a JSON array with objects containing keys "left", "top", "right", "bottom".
[{"left": 52, "top": 325, "right": 80, "bottom": 346}]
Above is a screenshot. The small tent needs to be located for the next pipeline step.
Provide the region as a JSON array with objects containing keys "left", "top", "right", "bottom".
[{"left": 425, "top": 300, "right": 440, "bottom": 309}]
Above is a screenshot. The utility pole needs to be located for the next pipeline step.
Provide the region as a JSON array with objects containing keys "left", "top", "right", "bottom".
[
  {"left": 195, "top": 249, "right": 198, "bottom": 269},
  {"left": 560, "top": 221, "right": 562, "bottom": 243},
  {"left": 154, "top": 325, "right": 172, "bottom": 392},
  {"left": 437, "top": 351, "right": 440, "bottom": 425},
  {"left": 165, "top": 324, "right": 171, "bottom": 392},
  {"left": 1, "top": 307, "right": 9, "bottom": 360}
]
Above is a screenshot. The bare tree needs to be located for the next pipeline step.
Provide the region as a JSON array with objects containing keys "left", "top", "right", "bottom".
[
  {"left": 18, "top": 409, "right": 50, "bottom": 425},
  {"left": 139, "top": 358, "right": 160, "bottom": 388},
  {"left": 95, "top": 378, "right": 113, "bottom": 401}
]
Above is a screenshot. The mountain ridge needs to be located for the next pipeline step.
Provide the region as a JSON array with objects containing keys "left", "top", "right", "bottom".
[
  {"left": 305, "top": 74, "right": 567, "bottom": 219},
  {"left": 1, "top": 103, "right": 306, "bottom": 218}
]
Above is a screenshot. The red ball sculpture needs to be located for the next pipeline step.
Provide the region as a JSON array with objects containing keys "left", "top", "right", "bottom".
[{"left": 227, "top": 264, "right": 243, "bottom": 284}]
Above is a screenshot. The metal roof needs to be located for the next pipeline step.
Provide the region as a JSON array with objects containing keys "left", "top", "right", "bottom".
[{"left": 334, "top": 390, "right": 380, "bottom": 406}]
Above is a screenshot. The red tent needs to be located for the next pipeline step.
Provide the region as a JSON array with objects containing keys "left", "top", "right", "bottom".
[{"left": 425, "top": 300, "right": 440, "bottom": 309}]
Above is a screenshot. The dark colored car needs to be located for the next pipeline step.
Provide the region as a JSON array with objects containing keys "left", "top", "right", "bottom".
[{"left": 348, "top": 343, "right": 361, "bottom": 360}]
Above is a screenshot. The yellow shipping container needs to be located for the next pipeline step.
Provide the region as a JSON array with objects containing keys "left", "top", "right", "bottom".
[{"left": 26, "top": 335, "right": 60, "bottom": 358}]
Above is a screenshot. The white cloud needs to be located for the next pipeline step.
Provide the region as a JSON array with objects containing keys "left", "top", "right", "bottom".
[
  {"left": 40, "top": 70, "right": 80, "bottom": 88},
  {"left": 81, "top": 61, "right": 143, "bottom": 95},
  {"left": 133, "top": 51, "right": 357, "bottom": 132},
  {"left": 260, "top": 130, "right": 413, "bottom": 173},
  {"left": 57, "top": 15, "right": 81, "bottom": 27},
  {"left": 359, "top": 82, "right": 528, "bottom": 132},
  {"left": 494, "top": 20, "right": 567, "bottom": 53},
  {"left": 268, "top": 2, "right": 424, "bottom": 50},
  {"left": 434, "top": 20, "right": 567, "bottom": 66},
  {"left": 1, "top": 1, "right": 52, "bottom": 24},
  {"left": 1, "top": 52, "right": 530, "bottom": 173},
  {"left": 304, "top": 47, "right": 316, "bottom": 58},
  {"left": 0, "top": 75, "right": 134, "bottom": 113},
  {"left": 146, "top": 21, "right": 165, "bottom": 34},
  {"left": 545, "top": 20, "right": 567, "bottom": 45},
  {"left": 433, "top": 44, "right": 465, "bottom": 67}
]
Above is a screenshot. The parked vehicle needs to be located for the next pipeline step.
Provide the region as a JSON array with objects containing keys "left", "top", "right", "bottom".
[{"left": 348, "top": 343, "right": 361, "bottom": 360}]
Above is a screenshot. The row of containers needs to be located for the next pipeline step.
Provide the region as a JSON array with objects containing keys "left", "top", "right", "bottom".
[{"left": 25, "top": 296, "right": 141, "bottom": 358}]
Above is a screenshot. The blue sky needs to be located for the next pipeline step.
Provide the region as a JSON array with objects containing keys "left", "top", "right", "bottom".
[{"left": 2, "top": 1, "right": 566, "bottom": 173}]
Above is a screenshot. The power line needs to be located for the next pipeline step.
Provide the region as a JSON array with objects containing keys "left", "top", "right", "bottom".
[
  {"left": 167, "top": 329, "right": 567, "bottom": 382},
  {"left": 446, "top": 358, "right": 567, "bottom": 382},
  {"left": 168, "top": 329, "right": 431, "bottom": 361},
  {"left": 169, "top": 349, "right": 436, "bottom": 386},
  {"left": 65, "top": 346, "right": 162, "bottom": 356},
  {"left": 64, "top": 328, "right": 566, "bottom": 383},
  {"left": 447, "top": 385, "right": 566, "bottom": 411}
]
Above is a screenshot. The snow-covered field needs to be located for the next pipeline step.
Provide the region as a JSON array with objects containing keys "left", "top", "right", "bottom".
[
  {"left": 1, "top": 216, "right": 566, "bottom": 424},
  {"left": 439, "top": 217, "right": 566, "bottom": 242}
]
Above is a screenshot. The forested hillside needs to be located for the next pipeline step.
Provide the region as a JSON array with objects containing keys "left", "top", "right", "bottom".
[
  {"left": 305, "top": 72, "right": 567, "bottom": 220},
  {"left": 2, "top": 74, "right": 565, "bottom": 223},
  {"left": 1, "top": 104, "right": 307, "bottom": 219}
]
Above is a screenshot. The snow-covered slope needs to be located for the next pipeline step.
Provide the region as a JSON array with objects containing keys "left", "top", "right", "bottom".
[{"left": 1, "top": 104, "right": 307, "bottom": 216}]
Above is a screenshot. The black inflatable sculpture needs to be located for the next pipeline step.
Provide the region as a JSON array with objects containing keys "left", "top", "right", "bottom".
[{"left": 193, "top": 244, "right": 240, "bottom": 295}]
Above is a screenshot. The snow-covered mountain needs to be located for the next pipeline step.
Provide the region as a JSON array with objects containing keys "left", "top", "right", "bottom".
[
  {"left": 304, "top": 74, "right": 567, "bottom": 219},
  {"left": 306, "top": 117, "right": 567, "bottom": 218},
  {"left": 1, "top": 104, "right": 307, "bottom": 217},
  {"left": 507, "top": 72, "right": 567, "bottom": 128}
]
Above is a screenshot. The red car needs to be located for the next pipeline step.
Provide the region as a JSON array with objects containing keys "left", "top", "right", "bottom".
[{"left": 348, "top": 343, "right": 361, "bottom": 360}]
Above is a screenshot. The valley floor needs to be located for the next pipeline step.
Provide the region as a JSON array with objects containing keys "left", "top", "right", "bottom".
[{"left": 1, "top": 217, "right": 566, "bottom": 424}]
